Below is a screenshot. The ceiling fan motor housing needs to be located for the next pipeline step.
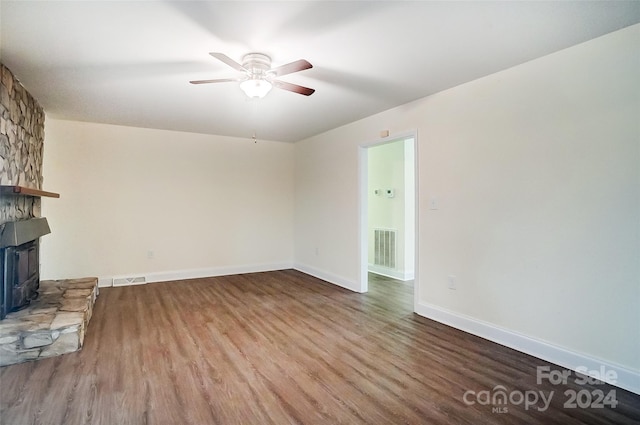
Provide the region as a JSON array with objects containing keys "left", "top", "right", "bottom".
[{"left": 242, "top": 53, "right": 272, "bottom": 79}]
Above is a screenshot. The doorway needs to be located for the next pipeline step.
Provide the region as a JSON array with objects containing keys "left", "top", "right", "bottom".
[{"left": 358, "top": 132, "right": 417, "bottom": 310}]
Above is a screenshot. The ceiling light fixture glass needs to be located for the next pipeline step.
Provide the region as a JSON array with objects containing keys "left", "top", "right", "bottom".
[{"left": 240, "top": 79, "right": 273, "bottom": 98}]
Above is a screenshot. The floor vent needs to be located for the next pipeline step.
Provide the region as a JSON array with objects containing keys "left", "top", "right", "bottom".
[
  {"left": 112, "top": 276, "right": 147, "bottom": 287},
  {"left": 374, "top": 228, "right": 396, "bottom": 269}
]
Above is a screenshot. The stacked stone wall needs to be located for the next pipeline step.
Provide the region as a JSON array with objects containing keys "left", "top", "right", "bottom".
[{"left": 0, "top": 64, "right": 45, "bottom": 226}]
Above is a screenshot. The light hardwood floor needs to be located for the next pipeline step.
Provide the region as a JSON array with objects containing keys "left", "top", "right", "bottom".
[{"left": 1, "top": 270, "right": 638, "bottom": 424}]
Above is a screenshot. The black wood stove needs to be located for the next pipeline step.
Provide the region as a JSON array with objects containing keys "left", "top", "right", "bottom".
[{"left": 0, "top": 218, "right": 50, "bottom": 319}]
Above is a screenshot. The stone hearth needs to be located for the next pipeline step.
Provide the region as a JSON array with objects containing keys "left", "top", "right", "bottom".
[{"left": 0, "top": 277, "right": 98, "bottom": 366}]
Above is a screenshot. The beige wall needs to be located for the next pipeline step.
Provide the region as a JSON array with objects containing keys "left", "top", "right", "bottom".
[
  {"left": 294, "top": 24, "right": 640, "bottom": 378},
  {"left": 41, "top": 120, "right": 294, "bottom": 282}
]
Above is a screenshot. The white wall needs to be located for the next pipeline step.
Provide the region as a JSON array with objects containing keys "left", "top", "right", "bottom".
[
  {"left": 293, "top": 127, "right": 361, "bottom": 288},
  {"left": 294, "top": 24, "right": 640, "bottom": 389},
  {"left": 41, "top": 119, "right": 294, "bottom": 284}
]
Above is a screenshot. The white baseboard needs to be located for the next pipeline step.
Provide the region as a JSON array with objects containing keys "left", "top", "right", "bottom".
[
  {"left": 97, "top": 277, "right": 113, "bottom": 288},
  {"left": 368, "top": 264, "right": 414, "bottom": 281},
  {"left": 97, "top": 262, "right": 294, "bottom": 288},
  {"left": 415, "top": 301, "right": 640, "bottom": 395},
  {"left": 294, "top": 263, "right": 360, "bottom": 292}
]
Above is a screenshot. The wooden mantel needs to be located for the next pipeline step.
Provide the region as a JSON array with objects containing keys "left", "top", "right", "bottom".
[{"left": 0, "top": 185, "right": 60, "bottom": 198}]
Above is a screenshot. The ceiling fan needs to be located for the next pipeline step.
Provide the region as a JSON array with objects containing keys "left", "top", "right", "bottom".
[{"left": 190, "top": 52, "right": 315, "bottom": 98}]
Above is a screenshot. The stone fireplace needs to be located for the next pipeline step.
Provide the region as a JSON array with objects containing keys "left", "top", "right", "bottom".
[
  {"left": 0, "top": 64, "right": 98, "bottom": 365},
  {"left": 1, "top": 62, "right": 49, "bottom": 320}
]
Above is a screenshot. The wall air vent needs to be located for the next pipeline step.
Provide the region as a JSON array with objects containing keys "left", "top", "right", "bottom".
[{"left": 374, "top": 228, "right": 396, "bottom": 269}]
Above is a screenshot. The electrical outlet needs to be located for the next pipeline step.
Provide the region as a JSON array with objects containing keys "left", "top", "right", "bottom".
[{"left": 447, "top": 275, "right": 456, "bottom": 290}]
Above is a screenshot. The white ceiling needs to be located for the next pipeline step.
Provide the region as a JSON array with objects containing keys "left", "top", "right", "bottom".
[{"left": 2, "top": 1, "right": 639, "bottom": 143}]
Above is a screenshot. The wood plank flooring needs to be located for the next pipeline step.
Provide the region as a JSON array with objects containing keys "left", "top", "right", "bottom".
[{"left": 1, "top": 270, "right": 638, "bottom": 424}]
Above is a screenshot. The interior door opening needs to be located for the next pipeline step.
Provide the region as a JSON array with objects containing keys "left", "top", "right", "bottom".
[{"left": 359, "top": 132, "right": 417, "bottom": 309}]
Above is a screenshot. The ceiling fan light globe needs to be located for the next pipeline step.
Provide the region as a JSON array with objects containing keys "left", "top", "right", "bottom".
[{"left": 240, "top": 79, "right": 273, "bottom": 98}]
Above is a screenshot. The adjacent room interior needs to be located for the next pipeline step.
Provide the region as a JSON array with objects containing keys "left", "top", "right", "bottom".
[{"left": 1, "top": 1, "right": 639, "bottom": 423}]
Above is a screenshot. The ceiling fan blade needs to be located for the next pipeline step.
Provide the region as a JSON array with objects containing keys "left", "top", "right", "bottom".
[
  {"left": 272, "top": 80, "right": 315, "bottom": 96},
  {"left": 270, "top": 60, "right": 312, "bottom": 77},
  {"left": 209, "top": 52, "right": 247, "bottom": 72},
  {"left": 189, "top": 78, "right": 239, "bottom": 84}
]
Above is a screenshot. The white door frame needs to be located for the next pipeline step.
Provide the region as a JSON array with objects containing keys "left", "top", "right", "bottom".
[{"left": 358, "top": 130, "right": 419, "bottom": 309}]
